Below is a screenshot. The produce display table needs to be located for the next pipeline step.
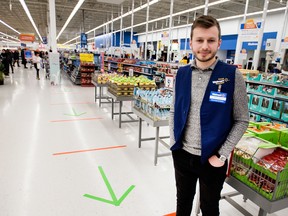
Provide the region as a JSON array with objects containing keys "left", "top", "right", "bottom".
[
  {"left": 107, "top": 92, "right": 138, "bottom": 128},
  {"left": 132, "top": 107, "right": 171, "bottom": 165},
  {"left": 92, "top": 81, "right": 112, "bottom": 107}
]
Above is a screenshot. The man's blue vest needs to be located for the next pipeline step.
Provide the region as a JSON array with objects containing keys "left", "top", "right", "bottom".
[{"left": 171, "top": 61, "right": 236, "bottom": 163}]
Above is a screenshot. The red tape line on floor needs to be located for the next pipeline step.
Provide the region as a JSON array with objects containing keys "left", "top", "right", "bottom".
[
  {"left": 50, "top": 117, "right": 103, "bottom": 123},
  {"left": 53, "top": 145, "right": 127, "bottom": 156}
]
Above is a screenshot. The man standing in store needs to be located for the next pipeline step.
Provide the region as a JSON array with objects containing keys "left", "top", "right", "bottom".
[{"left": 169, "top": 15, "right": 249, "bottom": 216}]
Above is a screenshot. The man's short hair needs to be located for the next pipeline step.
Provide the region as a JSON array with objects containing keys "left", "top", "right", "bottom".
[{"left": 190, "top": 15, "right": 221, "bottom": 40}]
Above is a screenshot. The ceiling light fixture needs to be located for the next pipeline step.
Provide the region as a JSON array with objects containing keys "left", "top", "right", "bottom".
[
  {"left": 134, "top": 6, "right": 286, "bottom": 36},
  {"left": 0, "top": 31, "right": 20, "bottom": 41},
  {"left": 56, "top": 0, "right": 85, "bottom": 40},
  {"left": 218, "top": 6, "right": 286, "bottom": 21},
  {"left": 0, "top": 19, "right": 21, "bottom": 34},
  {"left": 19, "top": 0, "right": 43, "bottom": 42},
  {"left": 63, "top": 0, "right": 160, "bottom": 45},
  {"left": 0, "top": 37, "right": 18, "bottom": 43}
]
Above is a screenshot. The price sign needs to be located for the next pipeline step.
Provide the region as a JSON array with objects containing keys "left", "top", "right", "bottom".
[
  {"left": 165, "top": 74, "right": 174, "bottom": 89},
  {"left": 129, "top": 68, "right": 134, "bottom": 77}
]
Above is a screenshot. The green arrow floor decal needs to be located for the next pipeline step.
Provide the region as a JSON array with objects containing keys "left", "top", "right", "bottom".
[
  {"left": 64, "top": 108, "right": 86, "bottom": 116},
  {"left": 84, "top": 166, "right": 135, "bottom": 206}
]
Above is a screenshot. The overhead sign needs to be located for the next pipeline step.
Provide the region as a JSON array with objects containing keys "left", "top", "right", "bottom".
[
  {"left": 240, "top": 19, "right": 262, "bottom": 41},
  {"left": 265, "top": 39, "right": 276, "bottom": 51},
  {"left": 281, "top": 36, "right": 288, "bottom": 49},
  {"left": 42, "top": 36, "right": 48, "bottom": 44},
  {"left": 79, "top": 53, "right": 94, "bottom": 62},
  {"left": 24, "top": 50, "right": 32, "bottom": 59},
  {"left": 80, "top": 33, "right": 87, "bottom": 48},
  {"left": 161, "top": 31, "right": 169, "bottom": 46},
  {"left": 19, "top": 33, "right": 35, "bottom": 42}
]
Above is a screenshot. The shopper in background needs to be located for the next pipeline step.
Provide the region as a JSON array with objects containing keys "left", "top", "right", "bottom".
[
  {"left": 21, "top": 48, "right": 28, "bottom": 69},
  {"left": 13, "top": 49, "right": 20, "bottom": 67},
  {"left": 169, "top": 15, "right": 249, "bottom": 216},
  {"left": 33, "top": 51, "right": 41, "bottom": 80},
  {"left": 1, "top": 49, "right": 9, "bottom": 76},
  {"left": 6, "top": 49, "right": 14, "bottom": 74},
  {"left": 181, "top": 54, "right": 190, "bottom": 64}
]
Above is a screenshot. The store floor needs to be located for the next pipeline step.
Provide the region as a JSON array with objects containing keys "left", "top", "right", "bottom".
[{"left": 0, "top": 66, "right": 287, "bottom": 216}]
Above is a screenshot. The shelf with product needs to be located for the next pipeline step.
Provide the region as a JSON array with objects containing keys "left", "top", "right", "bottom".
[
  {"left": 94, "top": 53, "right": 101, "bottom": 71},
  {"left": 132, "top": 87, "right": 173, "bottom": 165},
  {"left": 246, "top": 73, "right": 288, "bottom": 124},
  {"left": 69, "top": 59, "right": 81, "bottom": 85},
  {"left": 80, "top": 62, "right": 95, "bottom": 87},
  {"left": 104, "top": 57, "right": 125, "bottom": 73}
]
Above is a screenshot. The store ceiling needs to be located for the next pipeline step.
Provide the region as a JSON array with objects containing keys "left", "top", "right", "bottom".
[{"left": 0, "top": 0, "right": 287, "bottom": 45}]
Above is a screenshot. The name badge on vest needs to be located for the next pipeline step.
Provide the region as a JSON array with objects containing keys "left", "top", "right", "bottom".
[{"left": 209, "top": 91, "right": 227, "bottom": 104}]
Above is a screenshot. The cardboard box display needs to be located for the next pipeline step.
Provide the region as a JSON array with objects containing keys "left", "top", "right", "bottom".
[
  {"left": 269, "top": 99, "right": 283, "bottom": 119},
  {"left": 247, "top": 94, "right": 252, "bottom": 109},
  {"left": 250, "top": 95, "right": 261, "bottom": 111},
  {"left": 260, "top": 73, "right": 278, "bottom": 83},
  {"left": 261, "top": 86, "right": 276, "bottom": 96},
  {"left": 249, "top": 113, "right": 261, "bottom": 122},
  {"left": 247, "top": 73, "right": 261, "bottom": 81},
  {"left": 259, "top": 97, "right": 273, "bottom": 115},
  {"left": 247, "top": 83, "right": 262, "bottom": 93},
  {"left": 281, "top": 102, "right": 288, "bottom": 122}
]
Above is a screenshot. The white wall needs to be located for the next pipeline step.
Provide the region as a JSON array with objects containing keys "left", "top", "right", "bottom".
[
  {"left": 138, "top": 12, "right": 288, "bottom": 43},
  {"left": 217, "top": 50, "right": 228, "bottom": 61}
]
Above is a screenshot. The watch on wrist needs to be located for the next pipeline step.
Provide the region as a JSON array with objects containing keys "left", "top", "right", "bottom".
[{"left": 218, "top": 155, "right": 227, "bottom": 162}]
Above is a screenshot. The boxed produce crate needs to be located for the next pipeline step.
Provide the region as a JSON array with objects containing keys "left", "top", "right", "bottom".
[
  {"left": 279, "top": 130, "right": 288, "bottom": 147},
  {"left": 231, "top": 136, "right": 275, "bottom": 181},
  {"left": 248, "top": 125, "right": 279, "bottom": 144},
  {"left": 247, "top": 147, "right": 288, "bottom": 200}
]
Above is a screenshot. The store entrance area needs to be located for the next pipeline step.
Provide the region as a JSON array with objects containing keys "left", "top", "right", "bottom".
[{"left": 0, "top": 67, "right": 287, "bottom": 216}]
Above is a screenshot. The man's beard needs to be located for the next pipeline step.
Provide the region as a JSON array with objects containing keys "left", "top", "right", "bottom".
[{"left": 194, "top": 50, "right": 217, "bottom": 63}]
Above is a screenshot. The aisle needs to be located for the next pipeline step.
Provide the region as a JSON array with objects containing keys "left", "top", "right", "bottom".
[{"left": 0, "top": 66, "right": 287, "bottom": 216}]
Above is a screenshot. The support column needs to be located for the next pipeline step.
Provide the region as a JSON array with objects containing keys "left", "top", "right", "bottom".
[
  {"left": 144, "top": 0, "right": 150, "bottom": 61},
  {"left": 48, "top": 0, "right": 60, "bottom": 85},
  {"left": 234, "top": 0, "right": 250, "bottom": 65},
  {"left": 252, "top": 0, "right": 269, "bottom": 70},
  {"left": 275, "top": 1, "right": 288, "bottom": 61},
  {"left": 167, "top": 0, "right": 174, "bottom": 62},
  {"left": 48, "top": 0, "right": 57, "bottom": 52}
]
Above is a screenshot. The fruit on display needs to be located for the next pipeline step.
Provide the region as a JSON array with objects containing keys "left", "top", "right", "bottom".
[
  {"left": 95, "top": 73, "right": 117, "bottom": 84},
  {"left": 108, "top": 75, "right": 156, "bottom": 96}
]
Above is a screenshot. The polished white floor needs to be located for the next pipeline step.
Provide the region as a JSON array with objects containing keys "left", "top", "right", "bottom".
[{"left": 0, "top": 66, "right": 287, "bottom": 216}]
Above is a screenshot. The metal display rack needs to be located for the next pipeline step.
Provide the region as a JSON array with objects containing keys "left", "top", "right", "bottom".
[
  {"left": 106, "top": 91, "right": 138, "bottom": 128},
  {"left": 92, "top": 80, "right": 112, "bottom": 107},
  {"left": 132, "top": 107, "right": 171, "bottom": 165}
]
